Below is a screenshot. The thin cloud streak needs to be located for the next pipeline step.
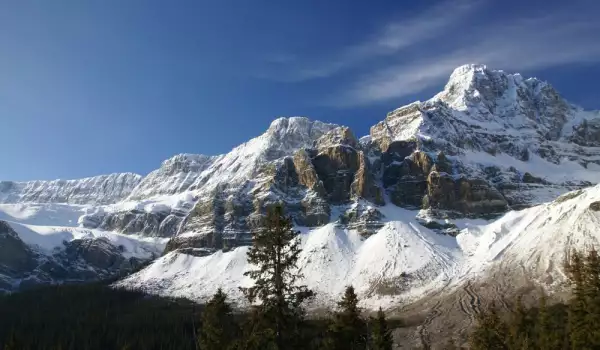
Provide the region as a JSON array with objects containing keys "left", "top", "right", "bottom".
[
  {"left": 263, "top": 0, "right": 480, "bottom": 82},
  {"left": 331, "top": 13, "right": 600, "bottom": 107}
]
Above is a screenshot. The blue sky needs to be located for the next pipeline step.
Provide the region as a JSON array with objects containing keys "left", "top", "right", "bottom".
[{"left": 1, "top": 0, "right": 600, "bottom": 181}]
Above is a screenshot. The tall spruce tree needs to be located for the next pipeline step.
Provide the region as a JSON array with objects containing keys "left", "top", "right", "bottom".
[
  {"left": 584, "top": 248, "right": 600, "bottom": 347},
  {"left": 199, "top": 288, "right": 236, "bottom": 350},
  {"left": 509, "top": 295, "right": 531, "bottom": 349},
  {"left": 325, "top": 286, "right": 367, "bottom": 350},
  {"left": 370, "top": 307, "right": 393, "bottom": 350},
  {"left": 240, "top": 204, "right": 314, "bottom": 350},
  {"left": 536, "top": 290, "right": 551, "bottom": 350},
  {"left": 233, "top": 306, "right": 276, "bottom": 350},
  {"left": 566, "top": 249, "right": 590, "bottom": 349}
]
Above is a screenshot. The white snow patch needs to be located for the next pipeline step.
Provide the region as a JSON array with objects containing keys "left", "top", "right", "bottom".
[{"left": 6, "top": 221, "right": 166, "bottom": 259}]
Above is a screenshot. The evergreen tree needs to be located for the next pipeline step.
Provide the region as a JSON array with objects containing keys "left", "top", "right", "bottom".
[
  {"left": 469, "top": 302, "right": 509, "bottom": 350},
  {"left": 240, "top": 204, "right": 314, "bottom": 350},
  {"left": 584, "top": 248, "right": 600, "bottom": 347},
  {"left": 509, "top": 295, "right": 531, "bottom": 349},
  {"left": 325, "top": 286, "right": 367, "bottom": 350},
  {"left": 199, "top": 288, "right": 237, "bottom": 350},
  {"left": 370, "top": 307, "right": 393, "bottom": 350},
  {"left": 536, "top": 290, "right": 551, "bottom": 350},
  {"left": 566, "top": 250, "right": 590, "bottom": 349},
  {"left": 233, "top": 307, "right": 276, "bottom": 350}
]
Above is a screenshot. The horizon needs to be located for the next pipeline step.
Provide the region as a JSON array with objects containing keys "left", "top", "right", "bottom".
[{"left": 2, "top": 0, "right": 600, "bottom": 181}]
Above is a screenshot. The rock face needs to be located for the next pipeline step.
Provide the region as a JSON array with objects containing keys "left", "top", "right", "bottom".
[
  {"left": 368, "top": 64, "right": 600, "bottom": 213},
  {"left": 0, "top": 221, "right": 37, "bottom": 283},
  {"left": 166, "top": 125, "right": 386, "bottom": 251},
  {"left": 0, "top": 220, "right": 146, "bottom": 293},
  {"left": 424, "top": 172, "right": 508, "bottom": 215}
]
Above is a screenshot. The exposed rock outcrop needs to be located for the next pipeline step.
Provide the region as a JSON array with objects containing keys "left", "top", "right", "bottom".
[
  {"left": 424, "top": 172, "right": 508, "bottom": 215},
  {"left": 0, "top": 220, "right": 147, "bottom": 293}
]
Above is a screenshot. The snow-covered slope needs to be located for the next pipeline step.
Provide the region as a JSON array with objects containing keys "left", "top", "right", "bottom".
[
  {"left": 0, "top": 173, "right": 142, "bottom": 205},
  {"left": 457, "top": 184, "right": 600, "bottom": 285},
  {"left": 120, "top": 184, "right": 600, "bottom": 308},
  {"left": 7, "top": 221, "right": 165, "bottom": 259},
  {"left": 0, "top": 218, "right": 166, "bottom": 293},
  {"left": 118, "top": 204, "right": 461, "bottom": 307}
]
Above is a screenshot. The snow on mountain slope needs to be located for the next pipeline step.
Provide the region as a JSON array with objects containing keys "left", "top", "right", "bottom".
[
  {"left": 118, "top": 205, "right": 461, "bottom": 307},
  {"left": 6, "top": 221, "right": 166, "bottom": 259},
  {"left": 371, "top": 64, "right": 600, "bottom": 168},
  {"left": 0, "top": 218, "right": 167, "bottom": 293},
  {"left": 120, "top": 185, "right": 600, "bottom": 308},
  {"left": 0, "top": 173, "right": 142, "bottom": 205},
  {"left": 0, "top": 203, "right": 86, "bottom": 226},
  {"left": 124, "top": 117, "right": 338, "bottom": 202},
  {"left": 368, "top": 64, "right": 600, "bottom": 211},
  {"left": 167, "top": 117, "right": 337, "bottom": 194},
  {"left": 457, "top": 184, "right": 600, "bottom": 286},
  {"left": 127, "top": 154, "right": 217, "bottom": 200}
]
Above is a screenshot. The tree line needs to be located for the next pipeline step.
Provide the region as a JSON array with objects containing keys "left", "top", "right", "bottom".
[
  {"left": 0, "top": 205, "right": 396, "bottom": 350},
  {"left": 469, "top": 248, "right": 600, "bottom": 350}
]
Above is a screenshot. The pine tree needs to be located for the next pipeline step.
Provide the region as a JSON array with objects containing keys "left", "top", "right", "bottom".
[
  {"left": 199, "top": 288, "right": 237, "bottom": 350},
  {"left": 233, "top": 306, "right": 276, "bottom": 350},
  {"left": 566, "top": 249, "right": 590, "bottom": 349},
  {"left": 536, "top": 290, "right": 551, "bottom": 350},
  {"left": 584, "top": 248, "right": 600, "bottom": 347},
  {"left": 469, "top": 302, "right": 509, "bottom": 350},
  {"left": 240, "top": 204, "right": 314, "bottom": 350},
  {"left": 370, "top": 307, "right": 393, "bottom": 350},
  {"left": 325, "top": 286, "right": 367, "bottom": 350}
]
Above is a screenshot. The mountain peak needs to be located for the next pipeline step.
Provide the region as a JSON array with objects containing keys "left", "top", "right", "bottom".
[
  {"left": 435, "top": 64, "right": 556, "bottom": 112},
  {"left": 263, "top": 116, "right": 339, "bottom": 149},
  {"left": 266, "top": 117, "right": 337, "bottom": 137}
]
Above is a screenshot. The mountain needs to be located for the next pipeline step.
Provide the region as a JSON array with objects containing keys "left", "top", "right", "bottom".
[
  {"left": 117, "top": 183, "right": 600, "bottom": 307},
  {"left": 0, "top": 173, "right": 142, "bottom": 205},
  {"left": 0, "top": 219, "right": 163, "bottom": 292},
  {"left": 1, "top": 64, "right": 600, "bottom": 308}
]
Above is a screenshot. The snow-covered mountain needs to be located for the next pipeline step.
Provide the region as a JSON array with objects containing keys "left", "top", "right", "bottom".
[
  {"left": 0, "top": 173, "right": 142, "bottom": 205},
  {"left": 2, "top": 64, "right": 600, "bottom": 308},
  {"left": 117, "top": 184, "right": 600, "bottom": 307}
]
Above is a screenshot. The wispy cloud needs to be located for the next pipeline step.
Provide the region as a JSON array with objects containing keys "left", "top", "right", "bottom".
[
  {"left": 331, "top": 12, "right": 600, "bottom": 106},
  {"left": 260, "top": 0, "right": 600, "bottom": 107},
  {"left": 262, "top": 0, "right": 479, "bottom": 82}
]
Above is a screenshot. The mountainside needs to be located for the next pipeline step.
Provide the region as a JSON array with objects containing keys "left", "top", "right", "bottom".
[
  {"left": 1, "top": 64, "right": 600, "bottom": 307},
  {"left": 0, "top": 173, "right": 142, "bottom": 205},
  {"left": 118, "top": 184, "right": 600, "bottom": 307}
]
